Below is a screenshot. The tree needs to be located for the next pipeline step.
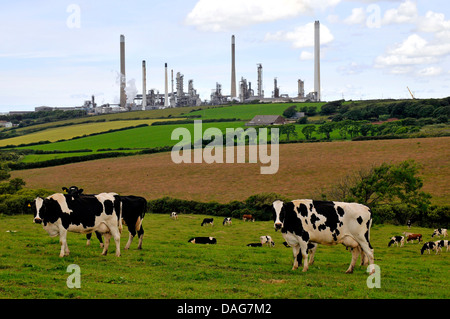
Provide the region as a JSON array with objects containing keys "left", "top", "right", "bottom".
[
  {"left": 349, "top": 160, "right": 431, "bottom": 211},
  {"left": 282, "top": 105, "right": 297, "bottom": 118},
  {"left": 317, "top": 122, "right": 334, "bottom": 139},
  {"left": 301, "top": 125, "right": 316, "bottom": 140},
  {"left": 280, "top": 124, "right": 298, "bottom": 141}
]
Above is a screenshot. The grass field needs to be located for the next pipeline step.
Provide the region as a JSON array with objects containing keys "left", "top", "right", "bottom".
[
  {"left": 0, "top": 119, "right": 185, "bottom": 147},
  {"left": 11, "top": 137, "right": 450, "bottom": 206},
  {"left": 0, "top": 213, "right": 448, "bottom": 299}
]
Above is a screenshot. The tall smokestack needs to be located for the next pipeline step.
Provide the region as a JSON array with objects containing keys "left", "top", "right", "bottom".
[
  {"left": 257, "top": 63, "right": 263, "bottom": 98},
  {"left": 231, "top": 35, "right": 236, "bottom": 98},
  {"left": 314, "top": 21, "right": 321, "bottom": 101},
  {"left": 164, "top": 63, "right": 169, "bottom": 107},
  {"left": 142, "top": 60, "right": 146, "bottom": 111},
  {"left": 120, "top": 34, "right": 126, "bottom": 108}
]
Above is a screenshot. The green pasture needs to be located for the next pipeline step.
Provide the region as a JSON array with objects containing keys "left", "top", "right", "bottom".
[
  {"left": 0, "top": 214, "right": 448, "bottom": 299},
  {"left": 12, "top": 121, "right": 343, "bottom": 163},
  {"left": 189, "top": 102, "right": 324, "bottom": 120}
]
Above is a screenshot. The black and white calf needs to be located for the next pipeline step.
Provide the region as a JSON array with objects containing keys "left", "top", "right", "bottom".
[
  {"left": 388, "top": 236, "right": 404, "bottom": 247},
  {"left": 63, "top": 186, "right": 146, "bottom": 250},
  {"left": 188, "top": 237, "right": 217, "bottom": 244},
  {"left": 431, "top": 228, "right": 448, "bottom": 238},
  {"left": 32, "top": 192, "right": 122, "bottom": 257},
  {"left": 421, "top": 241, "right": 438, "bottom": 255},
  {"left": 223, "top": 217, "right": 232, "bottom": 226},
  {"left": 272, "top": 199, "right": 374, "bottom": 273},
  {"left": 260, "top": 235, "right": 275, "bottom": 247},
  {"left": 201, "top": 218, "right": 214, "bottom": 226},
  {"left": 171, "top": 212, "right": 178, "bottom": 220}
]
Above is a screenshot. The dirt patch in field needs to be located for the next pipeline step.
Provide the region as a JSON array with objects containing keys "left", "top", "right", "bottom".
[{"left": 12, "top": 137, "right": 449, "bottom": 205}]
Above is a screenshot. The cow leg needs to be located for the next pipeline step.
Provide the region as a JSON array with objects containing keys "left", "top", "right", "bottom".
[
  {"left": 110, "top": 227, "right": 121, "bottom": 257},
  {"left": 292, "top": 245, "right": 301, "bottom": 270},
  {"left": 300, "top": 245, "right": 309, "bottom": 272},
  {"left": 95, "top": 231, "right": 104, "bottom": 248},
  {"left": 125, "top": 232, "right": 135, "bottom": 250},
  {"left": 102, "top": 232, "right": 111, "bottom": 256},
  {"left": 59, "top": 229, "right": 69, "bottom": 257},
  {"left": 86, "top": 233, "right": 92, "bottom": 246},
  {"left": 308, "top": 244, "right": 317, "bottom": 265},
  {"left": 137, "top": 226, "right": 144, "bottom": 250},
  {"left": 356, "top": 237, "right": 375, "bottom": 274},
  {"left": 346, "top": 247, "right": 360, "bottom": 274}
]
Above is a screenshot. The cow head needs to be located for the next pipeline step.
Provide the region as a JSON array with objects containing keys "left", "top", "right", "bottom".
[
  {"left": 62, "top": 186, "right": 84, "bottom": 196},
  {"left": 272, "top": 200, "right": 285, "bottom": 231},
  {"left": 32, "top": 197, "right": 44, "bottom": 224}
]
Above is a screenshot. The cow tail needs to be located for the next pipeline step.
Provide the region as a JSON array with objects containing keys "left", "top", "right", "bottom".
[{"left": 119, "top": 200, "right": 123, "bottom": 234}]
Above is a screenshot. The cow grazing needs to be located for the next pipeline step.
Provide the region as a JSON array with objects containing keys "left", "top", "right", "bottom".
[
  {"left": 188, "top": 237, "right": 217, "bottom": 244},
  {"left": 421, "top": 241, "right": 438, "bottom": 255},
  {"left": 171, "top": 212, "right": 178, "bottom": 220},
  {"left": 32, "top": 192, "right": 122, "bottom": 257},
  {"left": 63, "top": 186, "right": 146, "bottom": 250},
  {"left": 247, "top": 243, "right": 262, "bottom": 247},
  {"left": 388, "top": 236, "right": 404, "bottom": 247},
  {"left": 272, "top": 199, "right": 374, "bottom": 274},
  {"left": 435, "top": 240, "right": 449, "bottom": 253},
  {"left": 242, "top": 214, "right": 255, "bottom": 222},
  {"left": 201, "top": 218, "right": 214, "bottom": 226},
  {"left": 431, "top": 228, "right": 448, "bottom": 238},
  {"left": 406, "top": 233, "right": 422, "bottom": 243},
  {"left": 223, "top": 217, "right": 232, "bottom": 226},
  {"left": 260, "top": 235, "right": 275, "bottom": 247}
]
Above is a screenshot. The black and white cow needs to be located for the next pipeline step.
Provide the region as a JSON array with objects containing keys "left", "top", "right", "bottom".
[
  {"left": 272, "top": 199, "right": 374, "bottom": 273},
  {"left": 63, "top": 186, "right": 146, "bottom": 250},
  {"left": 388, "top": 236, "right": 404, "bottom": 247},
  {"left": 435, "top": 240, "right": 449, "bottom": 253},
  {"left": 201, "top": 218, "right": 214, "bottom": 226},
  {"left": 431, "top": 228, "right": 448, "bottom": 238},
  {"left": 421, "top": 241, "right": 438, "bottom": 255},
  {"left": 223, "top": 217, "right": 232, "bottom": 226},
  {"left": 260, "top": 235, "right": 275, "bottom": 247},
  {"left": 32, "top": 192, "right": 122, "bottom": 257},
  {"left": 188, "top": 237, "right": 217, "bottom": 244},
  {"left": 171, "top": 212, "right": 178, "bottom": 220}
]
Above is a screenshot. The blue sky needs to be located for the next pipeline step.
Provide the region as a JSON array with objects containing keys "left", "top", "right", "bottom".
[{"left": 1, "top": 0, "right": 449, "bottom": 112}]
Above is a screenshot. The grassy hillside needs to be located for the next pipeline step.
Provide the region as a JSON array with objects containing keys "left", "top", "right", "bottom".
[
  {"left": 0, "top": 214, "right": 448, "bottom": 299},
  {"left": 12, "top": 137, "right": 450, "bottom": 206}
]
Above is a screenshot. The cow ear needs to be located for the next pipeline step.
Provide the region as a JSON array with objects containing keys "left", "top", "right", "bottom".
[
  {"left": 78, "top": 189, "right": 84, "bottom": 195},
  {"left": 62, "top": 187, "right": 68, "bottom": 192}
]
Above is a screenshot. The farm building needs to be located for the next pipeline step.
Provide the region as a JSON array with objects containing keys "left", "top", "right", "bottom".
[{"left": 245, "top": 115, "right": 286, "bottom": 126}]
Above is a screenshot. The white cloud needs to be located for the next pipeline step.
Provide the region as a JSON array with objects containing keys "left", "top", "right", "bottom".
[
  {"left": 382, "top": 0, "right": 418, "bottom": 25},
  {"left": 185, "top": 0, "right": 341, "bottom": 32},
  {"left": 299, "top": 50, "right": 314, "bottom": 60},
  {"left": 264, "top": 22, "right": 334, "bottom": 48},
  {"left": 417, "top": 67, "right": 443, "bottom": 76},
  {"left": 417, "top": 11, "right": 450, "bottom": 33},
  {"left": 344, "top": 7, "right": 366, "bottom": 25},
  {"left": 375, "top": 34, "right": 450, "bottom": 75}
]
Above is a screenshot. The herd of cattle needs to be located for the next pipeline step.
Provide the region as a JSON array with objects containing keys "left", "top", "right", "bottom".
[
  {"left": 30, "top": 188, "right": 447, "bottom": 273},
  {"left": 388, "top": 228, "right": 448, "bottom": 255}
]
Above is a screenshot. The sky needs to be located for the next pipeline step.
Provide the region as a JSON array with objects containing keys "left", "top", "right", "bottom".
[{"left": 1, "top": 0, "right": 449, "bottom": 112}]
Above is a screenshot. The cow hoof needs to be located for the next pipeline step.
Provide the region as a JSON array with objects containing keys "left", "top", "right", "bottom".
[{"left": 345, "top": 269, "right": 354, "bottom": 274}]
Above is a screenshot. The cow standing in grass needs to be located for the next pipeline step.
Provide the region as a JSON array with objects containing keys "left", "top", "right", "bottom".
[
  {"left": 32, "top": 192, "right": 122, "bottom": 257},
  {"left": 63, "top": 186, "right": 146, "bottom": 250},
  {"left": 272, "top": 199, "right": 374, "bottom": 273}
]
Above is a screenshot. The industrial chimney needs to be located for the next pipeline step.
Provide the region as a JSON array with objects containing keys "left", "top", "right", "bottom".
[
  {"left": 165, "top": 63, "right": 169, "bottom": 107},
  {"left": 314, "top": 21, "right": 321, "bottom": 101},
  {"left": 120, "top": 34, "right": 126, "bottom": 108},
  {"left": 142, "top": 60, "right": 146, "bottom": 111},
  {"left": 231, "top": 35, "right": 236, "bottom": 98}
]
